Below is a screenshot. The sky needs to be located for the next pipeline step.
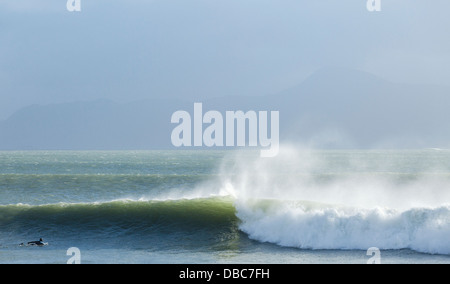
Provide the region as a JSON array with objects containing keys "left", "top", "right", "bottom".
[{"left": 1, "top": 0, "right": 450, "bottom": 120}]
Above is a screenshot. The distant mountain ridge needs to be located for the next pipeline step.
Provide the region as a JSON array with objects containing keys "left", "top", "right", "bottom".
[{"left": 1, "top": 68, "right": 449, "bottom": 150}]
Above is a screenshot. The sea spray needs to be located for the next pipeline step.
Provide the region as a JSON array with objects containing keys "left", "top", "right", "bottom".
[
  {"left": 217, "top": 146, "right": 450, "bottom": 209},
  {"left": 216, "top": 146, "right": 450, "bottom": 254}
]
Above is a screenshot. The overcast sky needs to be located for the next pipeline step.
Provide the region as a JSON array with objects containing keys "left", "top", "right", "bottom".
[{"left": 1, "top": 0, "right": 450, "bottom": 120}]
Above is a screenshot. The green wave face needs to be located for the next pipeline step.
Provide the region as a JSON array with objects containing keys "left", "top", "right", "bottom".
[{"left": 0, "top": 197, "right": 242, "bottom": 250}]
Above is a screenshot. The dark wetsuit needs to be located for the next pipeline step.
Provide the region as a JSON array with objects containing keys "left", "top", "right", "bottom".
[{"left": 27, "top": 239, "right": 45, "bottom": 246}]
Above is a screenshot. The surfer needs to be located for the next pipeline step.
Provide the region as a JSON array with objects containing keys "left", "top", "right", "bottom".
[{"left": 23, "top": 238, "right": 46, "bottom": 247}]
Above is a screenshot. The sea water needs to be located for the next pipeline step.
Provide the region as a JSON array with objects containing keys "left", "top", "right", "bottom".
[{"left": 0, "top": 149, "right": 449, "bottom": 264}]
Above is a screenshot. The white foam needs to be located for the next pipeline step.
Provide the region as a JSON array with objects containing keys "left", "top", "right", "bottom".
[
  {"left": 235, "top": 200, "right": 450, "bottom": 254},
  {"left": 216, "top": 145, "right": 450, "bottom": 254}
]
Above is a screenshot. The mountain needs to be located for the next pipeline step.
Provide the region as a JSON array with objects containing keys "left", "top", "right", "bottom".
[
  {"left": 274, "top": 68, "right": 450, "bottom": 148},
  {"left": 1, "top": 67, "right": 449, "bottom": 150},
  {"left": 0, "top": 99, "right": 187, "bottom": 150}
]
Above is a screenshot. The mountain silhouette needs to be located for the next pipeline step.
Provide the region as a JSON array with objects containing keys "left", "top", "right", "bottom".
[{"left": 1, "top": 68, "right": 449, "bottom": 150}]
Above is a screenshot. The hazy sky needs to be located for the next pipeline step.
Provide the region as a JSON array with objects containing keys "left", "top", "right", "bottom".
[{"left": 1, "top": 0, "right": 450, "bottom": 120}]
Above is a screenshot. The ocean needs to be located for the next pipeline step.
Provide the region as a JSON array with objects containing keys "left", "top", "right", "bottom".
[{"left": 0, "top": 149, "right": 449, "bottom": 264}]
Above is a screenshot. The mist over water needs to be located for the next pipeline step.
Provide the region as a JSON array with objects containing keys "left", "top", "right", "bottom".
[
  {"left": 214, "top": 146, "right": 450, "bottom": 254},
  {"left": 217, "top": 146, "right": 450, "bottom": 208}
]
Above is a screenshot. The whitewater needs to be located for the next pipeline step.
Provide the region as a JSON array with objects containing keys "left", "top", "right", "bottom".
[{"left": 217, "top": 147, "right": 450, "bottom": 255}]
